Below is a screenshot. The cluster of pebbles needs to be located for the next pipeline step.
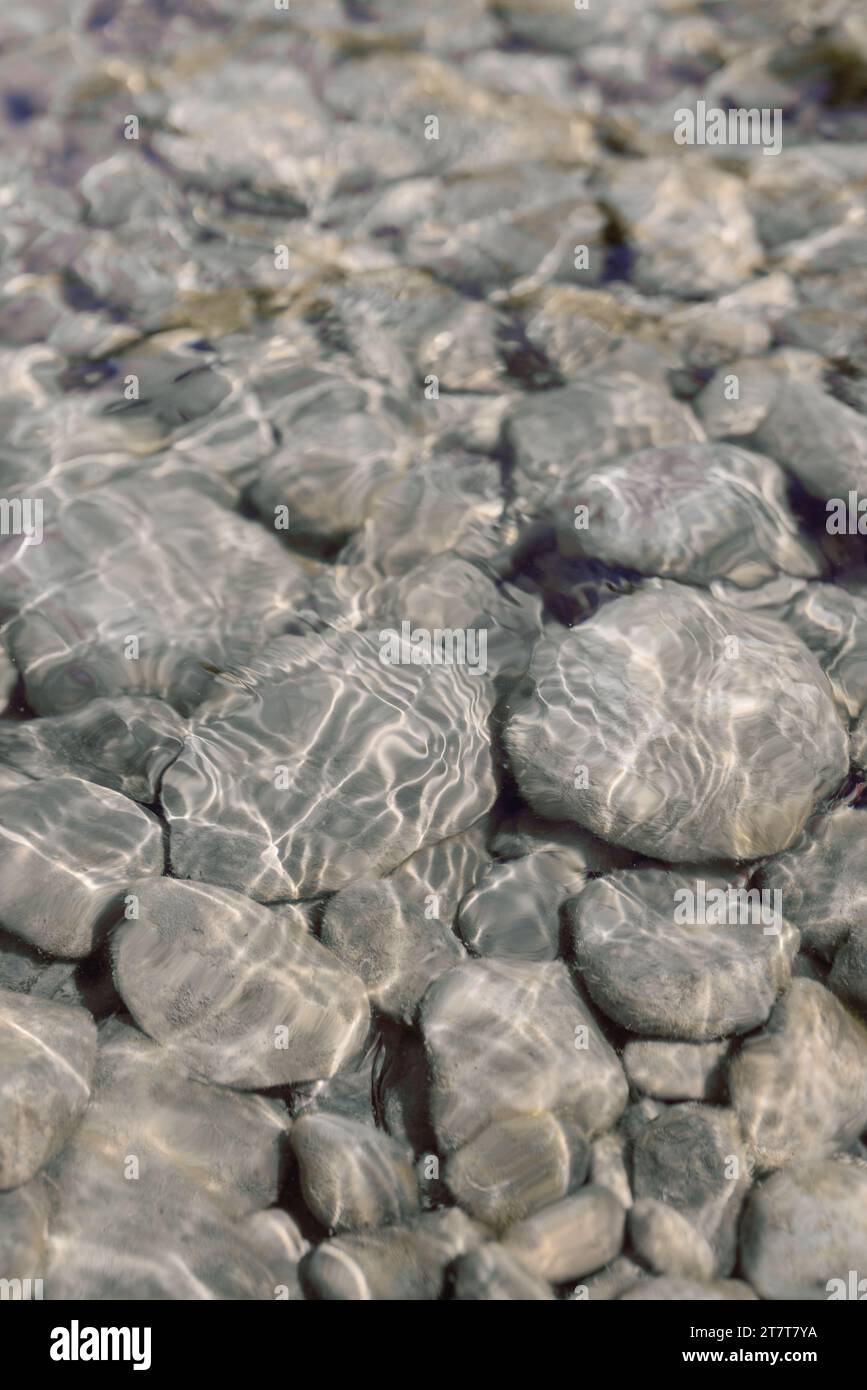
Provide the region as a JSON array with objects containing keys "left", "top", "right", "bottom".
[{"left": 2, "top": 0, "right": 867, "bottom": 1302}]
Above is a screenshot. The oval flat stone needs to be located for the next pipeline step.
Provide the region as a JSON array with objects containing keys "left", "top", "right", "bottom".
[
  {"left": 111, "top": 879, "right": 370, "bottom": 1089},
  {"left": 457, "top": 854, "right": 585, "bottom": 961},
  {"left": 569, "top": 869, "right": 799, "bottom": 1040},
  {"left": 44, "top": 1020, "right": 289, "bottom": 1300},
  {"left": 560, "top": 443, "right": 818, "bottom": 587},
  {"left": 503, "top": 1186, "right": 625, "bottom": 1283},
  {"left": 300, "top": 1208, "right": 483, "bottom": 1301},
  {"left": 505, "top": 586, "right": 848, "bottom": 862},
  {"left": 321, "top": 878, "right": 463, "bottom": 1025}
]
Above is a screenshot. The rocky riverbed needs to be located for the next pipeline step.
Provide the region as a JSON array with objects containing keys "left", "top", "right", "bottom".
[{"left": 1, "top": 0, "right": 867, "bottom": 1301}]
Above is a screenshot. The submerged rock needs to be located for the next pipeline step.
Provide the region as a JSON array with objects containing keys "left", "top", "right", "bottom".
[
  {"left": 163, "top": 630, "right": 496, "bottom": 900},
  {"left": 300, "top": 1207, "right": 482, "bottom": 1301},
  {"left": 445, "top": 1111, "right": 589, "bottom": 1232},
  {"left": 569, "top": 868, "right": 798, "bottom": 1041},
  {"left": 420, "top": 958, "right": 627, "bottom": 1152},
  {"left": 111, "top": 879, "right": 370, "bottom": 1089},
  {"left": 0, "top": 777, "right": 163, "bottom": 958},
  {"left": 0, "top": 696, "right": 186, "bottom": 803},
  {"left": 321, "top": 878, "right": 462, "bottom": 1025},
  {"left": 740, "top": 1158, "right": 867, "bottom": 1301},
  {"left": 0, "top": 988, "right": 96, "bottom": 1189},
  {"left": 290, "top": 1112, "right": 418, "bottom": 1234},
  {"left": 505, "top": 586, "right": 847, "bottom": 862},
  {"left": 560, "top": 443, "right": 819, "bottom": 587},
  {"left": 729, "top": 978, "right": 867, "bottom": 1171},
  {"left": 43, "top": 1021, "right": 289, "bottom": 1299},
  {"left": 631, "top": 1105, "right": 750, "bottom": 1276}
]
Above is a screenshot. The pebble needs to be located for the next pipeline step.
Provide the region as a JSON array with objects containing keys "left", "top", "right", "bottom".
[
  {"left": 457, "top": 854, "right": 585, "bottom": 961},
  {"left": 560, "top": 443, "right": 818, "bottom": 587},
  {"left": 320, "top": 878, "right": 463, "bottom": 1025},
  {"left": 505, "top": 586, "right": 847, "bottom": 862},
  {"left": 163, "top": 631, "right": 496, "bottom": 901},
  {"left": 589, "top": 1132, "right": 633, "bottom": 1210},
  {"left": 570, "top": 869, "right": 798, "bottom": 1040},
  {"left": 756, "top": 806, "right": 867, "bottom": 959},
  {"left": 627, "top": 1198, "right": 716, "bottom": 1282},
  {"left": 300, "top": 1208, "right": 483, "bottom": 1301},
  {"left": 740, "top": 1158, "right": 867, "bottom": 1300},
  {"left": 239, "top": 1209, "right": 309, "bottom": 1302},
  {"left": 451, "top": 1245, "right": 555, "bottom": 1301},
  {"left": 0, "top": 776, "right": 163, "bottom": 957},
  {"left": 111, "top": 879, "right": 370, "bottom": 1089},
  {"left": 603, "top": 157, "right": 762, "bottom": 297},
  {"left": 828, "top": 924, "right": 867, "bottom": 1013},
  {"left": 0, "top": 988, "right": 96, "bottom": 1189},
  {"left": 729, "top": 978, "right": 867, "bottom": 1171},
  {"left": 506, "top": 373, "right": 705, "bottom": 518},
  {"left": 0, "top": 697, "right": 186, "bottom": 803},
  {"left": 503, "top": 1186, "right": 626, "bottom": 1284},
  {"left": 445, "top": 1111, "right": 589, "bottom": 1232},
  {"left": 3, "top": 478, "right": 311, "bottom": 717},
  {"left": 290, "top": 1112, "right": 418, "bottom": 1234},
  {"left": 44, "top": 1021, "right": 289, "bottom": 1299},
  {"left": 623, "top": 1039, "right": 728, "bottom": 1102},
  {"left": 631, "top": 1104, "right": 750, "bottom": 1276},
  {"left": 420, "top": 958, "right": 628, "bottom": 1152}
]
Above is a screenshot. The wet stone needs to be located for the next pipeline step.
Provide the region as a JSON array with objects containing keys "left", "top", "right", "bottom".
[
  {"left": 43, "top": 1021, "right": 289, "bottom": 1300},
  {"left": 560, "top": 443, "right": 819, "bottom": 588},
  {"left": 0, "top": 988, "right": 96, "bottom": 1189},
  {"left": 505, "top": 372, "right": 705, "bottom": 519},
  {"left": 740, "top": 1158, "right": 867, "bottom": 1301},
  {"left": 603, "top": 157, "right": 762, "bottom": 297},
  {"left": 505, "top": 586, "right": 848, "bottom": 863},
  {"left": 569, "top": 869, "right": 798, "bottom": 1041},
  {"left": 503, "top": 1186, "right": 626, "bottom": 1284},
  {"left": 0, "top": 776, "right": 163, "bottom": 958},
  {"left": 729, "top": 978, "right": 867, "bottom": 1172},
  {"left": 290, "top": 1112, "right": 418, "bottom": 1234},
  {"left": 0, "top": 696, "right": 186, "bottom": 803},
  {"left": 828, "top": 923, "right": 867, "bottom": 1014},
  {"left": 457, "top": 854, "right": 585, "bottom": 962},
  {"left": 631, "top": 1105, "right": 750, "bottom": 1276},
  {"left": 623, "top": 1039, "right": 728, "bottom": 1102},
  {"left": 445, "top": 1111, "right": 589, "bottom": 1233},
  {"left": 300, "top": 1207, "right": 482, "bottom": 1301},
  {"left": 111, "top": 879, "right": 370, "bottom": 1090},
  {"left": 627, "top": 1198, "right": 715, "bottom": 1282},
  {"left": 756, "top": 806, "right": 867, "bottom": 959},
  {"left": 320, "top": 878, "right": 463, "bottom": 1026},
  {"left": 451, "top": 1245, "right": 555, "bottom": 1301},
  {"left": 163, "top": 630, "right": 496, "bottom": 901},
  {"left": 420, "top": 958, "right": 628, "bottom": 1153}
]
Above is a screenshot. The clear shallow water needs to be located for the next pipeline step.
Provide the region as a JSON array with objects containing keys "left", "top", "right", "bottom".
[{"left": 0, "top": 0, "right": 866, "bottom": 1304}]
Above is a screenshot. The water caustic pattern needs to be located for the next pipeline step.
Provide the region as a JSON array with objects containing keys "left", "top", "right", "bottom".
[{"left": 0, "top": 0, "right": 866, "bottom": 1304}]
